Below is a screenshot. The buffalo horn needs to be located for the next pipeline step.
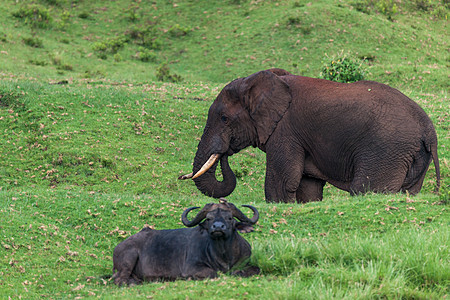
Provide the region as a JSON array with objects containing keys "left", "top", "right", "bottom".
[
  {"left": 192, "top": 154, "right": 220, "bottom": 179},
  {"left": 230, "top": 203, "right": 259, "bottom": 225},
  {"left": 181, "top": 205, "right": 210, "bottom": 227}
]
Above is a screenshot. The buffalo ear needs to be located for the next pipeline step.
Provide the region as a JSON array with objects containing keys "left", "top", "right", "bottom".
[
  {"left": 236, "top": 222, "right": 254, "bottom": 233},
  {"left": 241, "top": 70, "right": 292, "bottom": 145}
]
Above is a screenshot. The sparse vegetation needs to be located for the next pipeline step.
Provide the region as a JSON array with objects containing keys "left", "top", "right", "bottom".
[
  {"left": 156, "top": 63, "right": 183, "bottom": 82},
  {"left": 0, "top": 0, "right": 448, "bottom": 298},
  {"left": 92, "top": 36, "right": 127, "bottom": 59},
  {"left": 22, "top": 36, "right": 43, "bottom": 48},
  {"left": 12, "top": 4, "right": 53, "bottom": 28},
  {"left": 352, "top": 0, "right": 398, "bottom": 20},
  {"left": 168, "top": 24, "right": 191, "bottom": 37},
  {"left": 135, "top": 47, "right": 157, "bottom": 62}
]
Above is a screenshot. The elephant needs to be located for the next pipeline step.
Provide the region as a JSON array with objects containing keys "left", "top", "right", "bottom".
[{"left": 180, "top": 68, "right": 440, "bottom": 203}]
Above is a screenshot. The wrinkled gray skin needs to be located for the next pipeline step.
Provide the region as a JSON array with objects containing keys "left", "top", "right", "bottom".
[
  {"left": 112, "top": 202, "right": 259, "bottom": 285},
  {"left": 189, "top": 68, "right": 440, "bottom": 203}
]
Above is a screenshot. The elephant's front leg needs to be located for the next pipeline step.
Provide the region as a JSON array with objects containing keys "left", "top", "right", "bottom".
[{"left": 264, "top": 144, "right": 304, "bottom": 203}]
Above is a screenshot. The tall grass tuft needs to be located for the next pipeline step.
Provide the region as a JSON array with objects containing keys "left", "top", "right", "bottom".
[{"left": 252, "top": 227, "right": 449, "bottom": 297}]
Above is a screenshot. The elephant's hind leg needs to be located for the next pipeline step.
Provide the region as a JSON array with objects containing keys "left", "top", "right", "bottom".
[
  {"left": 350, "top": 164, "right": 406, "bottom": 195},
  {"left": 401, "top": 148, "right": 433, "bottom": 195},
  {"left": 296, "top": 176, "right": 326, "bottom": 203}
]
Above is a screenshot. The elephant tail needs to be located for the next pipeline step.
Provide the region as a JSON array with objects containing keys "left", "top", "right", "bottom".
[
  {"left": 423, "top": 121, "right": 441, "bottom": 192},
  {"left": 429, "top": 139, "right": 441, "bottom": 193}
]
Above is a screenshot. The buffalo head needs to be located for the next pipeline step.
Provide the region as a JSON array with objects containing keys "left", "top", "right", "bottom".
[{"left": 181, "top": 199, "right": 259, "bottom": 239}]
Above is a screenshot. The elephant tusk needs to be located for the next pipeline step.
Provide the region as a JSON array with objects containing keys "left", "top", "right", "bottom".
[
  {"left": 192, "top": 154, "right": 220, "bottom": 179},
  {"left": 178, "top": 173, "right": 193, "bottom": 180}
]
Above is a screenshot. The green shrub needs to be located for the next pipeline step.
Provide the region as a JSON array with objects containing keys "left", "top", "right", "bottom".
[
  {"left": 287, "top": 15, "right": 301, "bottom": 25},
  {"left": 57, "top": 10, "right": 71, "bottom": 29},
  {"left": 432, "top": 5, "right": 448, "bottom": 19},
  {"left": 49, "top": 51, "right": 72, "bottom": 71},
  {"left": 28, "top": 58, "right": 48, "bottom": 66},
  {"left": 377, "top": 0, "right": 398, "bottom": 20},
  {"left": 92, "top": 36, "right": 127, "bottom": 59},
  {"left": 168, "top": 24, "right": 190, "bottom": 37},
  {"left": 0, "top": 32, "right": 7, "bottom": 43},
  {"left": 57, "top": 63, "right": 73, "bottom": 71},
  {"left": 293, "top": 1, "right": 305, "bottom": 8},
  {"left": 22, "top": 36, "right": 43, "bottom": 48},
  {"left": 83, "top": 69, "right": 105, "bottom": 79},
  {"left": 78, "top": 11, "right": 90, "bottom": 19},
  {"left": 126, "top": 24, "right": 162, "bottom": 49},
  {"left": 439, "top": 184, "right": 449, "bottom": 204},
  {"left": 42, "top": 0, "right": 61, "bottom": 5},
  {"left": 126, "top": 4, "right": 141, "bottom": 22},
  {"left": 319, "top": 54, "right": 366, "bottom": 83},
  {"left": 353, "top": 0, "right": 398, "bottom": 20},
  {"left": 286, "top": 13, "right": 313, "bottom": 34},
  {"left": 12, "top": 4, "right": 52, "bottom": 28},
  {"left": 135, "top": 47, "right": 157, "bottom": 62},
  {"left": 156, "top": 64, "right": 183, "bottom": 83},
  {"left": 113, "top": 53, "right": 123, "bottom": 62},
  {"left": 413, "top": 0, "right": 433, "bottom": 11}
]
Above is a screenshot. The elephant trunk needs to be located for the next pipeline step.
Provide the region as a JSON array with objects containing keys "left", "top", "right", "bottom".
[{"left": 192, "top": 152, "right": 237, "bottom": 198}]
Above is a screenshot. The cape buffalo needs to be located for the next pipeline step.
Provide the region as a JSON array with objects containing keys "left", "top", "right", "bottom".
[{"left": 112, "top": 200, "right": 259, "bottom": 285}]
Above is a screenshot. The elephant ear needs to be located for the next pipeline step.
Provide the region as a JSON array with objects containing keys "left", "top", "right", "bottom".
[{"left": 241, "top": 70, "right": 292, "bottom": 145}]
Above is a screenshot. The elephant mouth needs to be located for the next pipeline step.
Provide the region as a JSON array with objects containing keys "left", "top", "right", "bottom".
[{"left": 179, "top": 153, "right": 221, "bottom": 180}]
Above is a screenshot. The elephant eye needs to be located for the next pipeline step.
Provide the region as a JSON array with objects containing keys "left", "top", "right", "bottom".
[{"left": 221, "top": 115, "right": 229, "bottom": 123}]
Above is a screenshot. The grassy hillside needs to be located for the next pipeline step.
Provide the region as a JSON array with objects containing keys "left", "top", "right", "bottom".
[
  {"left": 0, "top": 0, "right": 448, "bottom": 89},
  {"left": 0, "top": 0, "right": 449, "bottom": 299}
]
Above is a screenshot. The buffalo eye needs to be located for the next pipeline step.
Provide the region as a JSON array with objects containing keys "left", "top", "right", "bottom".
[{"left": 221, "top": 115, "right": 229, "bottom": 123}]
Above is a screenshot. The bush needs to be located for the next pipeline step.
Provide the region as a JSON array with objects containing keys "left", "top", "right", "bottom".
[
  {"left": 78, "top": 12, "right": 90, "bottom": 19},
  {"left": 57, "top": 10, "right": 71, "bottom": 29},
  {"left": 113, "top": 53, "right": 123, "bottom": 62},
  {"left": 12, "top": 4, "right": 52, "bottom": 28},
  {"left": 49, "top": 51, "right": 73, "bottom": 71},
  {"left": 319, "top": 54, "right": 366, "bottom": 83},
  {"left": 0, "top": 33, "right": 7, "bottom": 43},
  {"left": 28, "top": 58, "right": 48, "bottom": 66},
  {"left": 126, "top": 24, "right": 162, "bottom": 49},
  {"left": 413, "top": 0, "right": 433, "bottom": 11},
  {"left": 23, "top": 36, "right": 43, "bottom": 48},
  {"left": 156, "top": 64, "right": 183, "bottom": 83},
  {"left": 432, "top": 5, "right": 448, "bottom": 19},
  {"left": 168, "top": 24, "right": 190, "bottom": 37},
  {"left": 286, "top": 13, "right": 313, "bottom": 35},
  {"left": 92, "top": 36, "right": 127, "bottom": 59},
  {"left": 126, "top": 4, "right": 141, "bottom": 22},
  {"left": 353, "top": 0, "right": 398, "bottom": 20},
  {"left": 135, "top": 47, "right": 157, "bottom": 62}
]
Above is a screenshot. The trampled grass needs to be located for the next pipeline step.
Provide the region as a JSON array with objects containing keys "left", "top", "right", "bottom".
[{"left": 0, "top": 0, "right": 449, "bottom": 299}]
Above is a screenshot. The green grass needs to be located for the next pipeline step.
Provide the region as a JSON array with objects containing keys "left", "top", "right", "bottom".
[
  {"left": 0, "top": 0, "right": 449, "bottom": 298},
  {"left": 1, "top": 190, "right": 448, "bottom": 298}
]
